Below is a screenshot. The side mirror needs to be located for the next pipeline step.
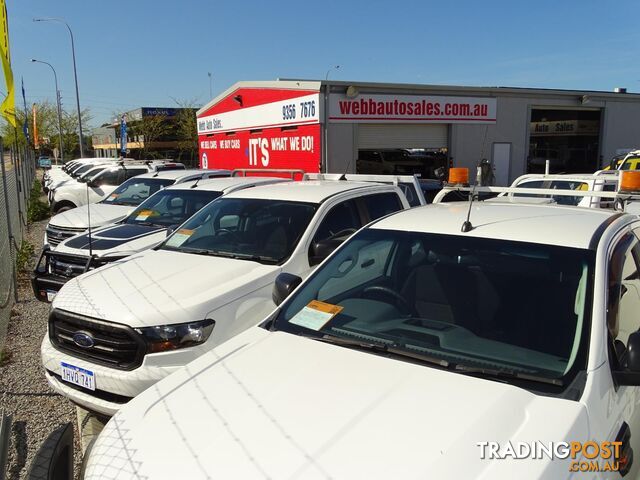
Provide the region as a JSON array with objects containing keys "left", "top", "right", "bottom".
[
  {"left": 308, "top": 238, "right": 342, "bottom": 267},
  {"left": 613, "top": 331, "right": 640, "bottom": 385},
  {"left": 86, "top": 179, "right": 97, "bottom": 188},
  {"left": 272, "top": 272, "right": 302, "bottom": 306}
]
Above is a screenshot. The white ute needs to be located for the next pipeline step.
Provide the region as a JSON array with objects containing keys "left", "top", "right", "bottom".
[
  {"left": 48, "top": 160, "right": 185, "bottom": 213},
  {"left": 43, "top": 169, "right": 228, "bottom": 249},
  {"left": 83, "top": 173, "right": 640, "bottom": 479},
  {"left": 32, "top": 176, "right": 282, "bottom": 302},
  {"left": 42, "top": 174, "right": 420, "bottom": 416}
]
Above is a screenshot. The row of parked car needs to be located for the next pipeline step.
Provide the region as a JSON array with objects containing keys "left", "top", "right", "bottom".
[{"left": 32, "top": 160, "right": 640, "bottom": 478}]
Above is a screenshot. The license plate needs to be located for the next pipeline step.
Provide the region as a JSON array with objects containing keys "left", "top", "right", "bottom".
[
  {"left": 46, "top": 290, "right": 56, "bottom": 302},
  {"left": 60, "top": 362, "right": 95, "bottom": 391}
]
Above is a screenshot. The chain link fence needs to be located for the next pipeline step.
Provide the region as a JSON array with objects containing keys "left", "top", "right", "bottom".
[{"left": 0, "top": 140, "right": 36, "bottom": 349}]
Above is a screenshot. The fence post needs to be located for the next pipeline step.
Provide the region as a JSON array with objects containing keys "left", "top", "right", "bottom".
[{"left": 0, "top": 139, "right": 17, "bottom": 303}]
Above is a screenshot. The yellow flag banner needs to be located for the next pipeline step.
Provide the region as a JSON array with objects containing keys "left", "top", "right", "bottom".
[
  {"left": 0, "top": 0, "right": 15, "bottom": 128},
  {"left": 32, "top": 103, "right": 38, "bottom": 148}
]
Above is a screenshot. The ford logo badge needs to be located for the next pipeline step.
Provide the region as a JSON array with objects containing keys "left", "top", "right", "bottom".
[{"left": 72, "top": 332, "right": 95, "bottom": 348}]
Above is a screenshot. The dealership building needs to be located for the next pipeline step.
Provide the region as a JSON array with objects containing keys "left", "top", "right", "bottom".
[{"left": 197, "top": 79, "right": 640, "bottom": 184}]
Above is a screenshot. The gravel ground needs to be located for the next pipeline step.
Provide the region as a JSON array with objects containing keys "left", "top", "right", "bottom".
[{"left": 0, "top": 216, "right": 82, "bottom": 478}]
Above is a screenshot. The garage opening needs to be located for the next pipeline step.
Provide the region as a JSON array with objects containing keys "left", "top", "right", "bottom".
[
  {"left": 528, "top": 109, "right": 601, "bottom": 174},
  {"left": 356, "top": 124, "right": 448, "bottom": 179}
]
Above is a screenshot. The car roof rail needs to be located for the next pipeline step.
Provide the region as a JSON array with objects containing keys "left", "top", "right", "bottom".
[{"left": 231, "top": 168, "right": 306, "bottom": 180}]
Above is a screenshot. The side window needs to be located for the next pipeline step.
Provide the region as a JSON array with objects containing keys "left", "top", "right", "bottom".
[
  {"left": 124, "top": 168, "right": 148, "bottom": 180},
  {"left": 309, "top": 199, "right": 362, "bottom": 266},
  {"left": 608, "top": 234, "right": 640, "bottom": 356},
  {"left": 312, "top": 200, "right": 362, "bottom": 245},
  {"left": 361, "top": 192, "right": 403, "bottom": 221},
  {"left": 93, "top": 169, "right": 120, "bottom": 187}
]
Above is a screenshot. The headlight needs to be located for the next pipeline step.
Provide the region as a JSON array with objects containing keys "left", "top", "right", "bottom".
[{"left": 136, "top": 319, "right": 215, "bottom": 353}]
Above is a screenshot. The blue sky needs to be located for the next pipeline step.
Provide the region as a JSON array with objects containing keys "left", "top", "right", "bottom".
[{"left": 8, "top": 0, "right": 640, "bottom": 127}]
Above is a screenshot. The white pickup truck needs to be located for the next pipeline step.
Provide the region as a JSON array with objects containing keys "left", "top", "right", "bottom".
[
  {"left": 49, "top": 160, "right": 186, "bottom": 213},
  {"left": 43, "top": 169, "right": 229, "bottom": 249},
  {"left": 81, "top": 172, "right": 640, "bottom": 479},
  {"left": 32, "top": 176, "right": 282, "bottom": 302},
  {"left": 41, "top": 174, "right": 422, "bottom": 416}
]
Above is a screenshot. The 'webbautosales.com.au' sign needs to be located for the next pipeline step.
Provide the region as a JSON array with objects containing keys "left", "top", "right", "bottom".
[{"left": 329, "top": 93, "right": 497, "bottom": 124}]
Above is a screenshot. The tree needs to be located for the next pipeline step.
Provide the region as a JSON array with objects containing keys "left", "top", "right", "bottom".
[
  {"left": 1, "top": 101, "right": 91, "bottom": 160},
  {"left": 172, "top": 98, "right": 199, "bottom": 167},
  {"left": 129, "top": 114, "right": 171, "bottom": 159}
]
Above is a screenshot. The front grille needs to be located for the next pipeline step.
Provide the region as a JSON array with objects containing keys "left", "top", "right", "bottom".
[
  {"left": 49, "top": 253, "right": 90, "bottom": 278},
  {"left": 49, "top": 309, "right": 147, "bottom": 371},
  {"left": 47, "top": 370, "right": 133, "bottom": 405},
  {"left": 46, "top": 224, "right": 85, "bottom": 247}
]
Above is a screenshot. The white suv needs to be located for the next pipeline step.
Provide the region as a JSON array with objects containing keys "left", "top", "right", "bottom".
[
  {"left": 43, "top": 169, "right": 229, "bottom": 249},
  {"left": 33, "top": 176, "right": 283, "bottom": 302},
  {"left": 49, "top": 160, "right": 185, "bottom": 213},
  {"left": 83, "top": 180, "right": 640, "bottom": 480},
  {"left": 41, "top": 176, "right": 417, "bottom": 416}
]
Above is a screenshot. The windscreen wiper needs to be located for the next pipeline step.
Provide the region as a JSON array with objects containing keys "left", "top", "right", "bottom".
[
  {"left": 313, "top": 334, "right": 451, "bottom": 369},
  {"left": 452, "top": 364, "right": 563, "bottom": 386},
  {"left": 226, "top": 252, "right": 280, "bottom": 264}
]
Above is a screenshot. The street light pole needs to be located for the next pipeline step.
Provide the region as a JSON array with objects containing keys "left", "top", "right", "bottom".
[
  {"left": 31, "top": 59, "right": 64, "bottom": 164},
  {"left": 325, "top": 65, "right": 340, "bottom": 81},
  {"left": 33, "top": 17, "right": 84, "bottom": 157}
]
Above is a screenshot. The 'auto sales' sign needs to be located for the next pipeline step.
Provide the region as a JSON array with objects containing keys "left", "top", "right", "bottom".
[
  {"left": 198, "top": 93, "right": 321, "bottom": 134},
  {"left": 329, "top": 93, "right": 497, "bottom": 124}
]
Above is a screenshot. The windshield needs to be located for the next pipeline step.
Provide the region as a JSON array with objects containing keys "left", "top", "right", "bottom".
[
  {"left": 124, "top": 189, "right": 222, "bottom": 227},
  {"left": 275, "top": 229, "right": 593, "bottom": 385},
  {"left": 513, "top": 180, "right": 589, "bottom": 206},
  {"left": 71, "top": 164, "right": 96, "bottom": 177},
  {"left": 101, "top": 177, "right": 173, "bottom": 206},
  {"left": 161, "top": 198, "right": 317, "bottom": 264}
]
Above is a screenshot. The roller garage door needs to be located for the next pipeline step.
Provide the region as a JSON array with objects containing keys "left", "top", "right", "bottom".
[
  {"left": 356, "top": 124, "right": 449, "bottom": 178},
  {"left": 357, "top": 124, "right": 448, "bottom": 149}
]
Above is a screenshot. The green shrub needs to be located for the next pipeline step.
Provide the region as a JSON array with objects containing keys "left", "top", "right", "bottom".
[
  {"left": 27, "top": 180, "right": 49, "bottom": 223},
  {"left": 16, "top": 240, "right": 34, "bottom": 272}
]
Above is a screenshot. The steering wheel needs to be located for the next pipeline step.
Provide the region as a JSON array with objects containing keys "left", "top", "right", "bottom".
[
  {"left": 130, "top": 194, "right": 143, "bottom": 201},
  {"left": 362, "top": 285, "right": 415, "bottom": 316},
  {"left": 215, "top": 228, "right": 241, "bottom": 242},
  {"left": 330, "top": 227, "right": 357, "bottom": 239}
]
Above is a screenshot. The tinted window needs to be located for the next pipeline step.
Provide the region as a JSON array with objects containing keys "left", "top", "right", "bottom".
[
  {"left": 125, "top": 189, "right": 222, "bottom": 227},
  {"left": 277, "top": 229, "right": 594, "bottom": 386},
  {"left": 608, "top": 235, "right": 640, "bottom": 354},
  {"left": 102, "top": 178, "right": 174, "bottom": 206},
  {"left": 313, "top": 200, "right": 362, "bottom": 245},
  {"left": 93, "top": 169, "right": 121, "bottom": 186},
  {"left": 362, "top": 192, "right": 403, "bottom": 220},
  {"left": 124, "top": 168, "right": 149, "bottom": 180},
  {"left": 162, "top": 198, "right": 317, "bottom": 264}
]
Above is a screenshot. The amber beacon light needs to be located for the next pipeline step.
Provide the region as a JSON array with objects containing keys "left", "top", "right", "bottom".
[
  {"left": 619, "top": 171, "right": 640, "bottom": 193},
  {"left": 448, "top": 167, "right": 470, "bottom": 185}
]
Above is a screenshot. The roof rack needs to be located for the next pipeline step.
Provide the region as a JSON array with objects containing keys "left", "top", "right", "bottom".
[
  {"left": 433, "top": 184, "right": 640, "bottom": 213},
  {"left": 231, "top": 168, "right": 305, "bottom": 180}
]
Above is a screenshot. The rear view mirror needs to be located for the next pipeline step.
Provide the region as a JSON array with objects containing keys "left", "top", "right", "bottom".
[{"left": 272, "top": 272, "right": 302, "bottom": 306}]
